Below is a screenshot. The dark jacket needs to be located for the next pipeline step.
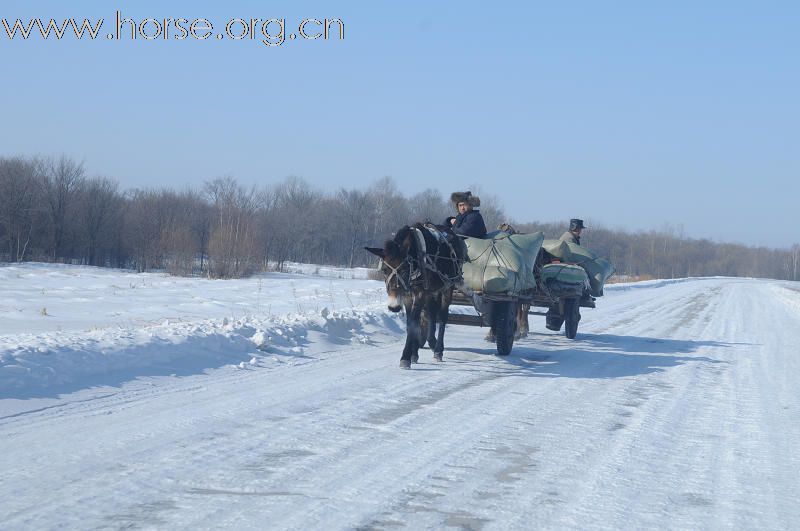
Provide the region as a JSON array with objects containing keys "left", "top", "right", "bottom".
[{"left": 447, "top": 209, "right": 487, "bottom": 239}]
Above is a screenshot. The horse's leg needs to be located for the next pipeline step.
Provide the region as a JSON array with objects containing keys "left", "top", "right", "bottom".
[
  {"left": 485, "top": 324, "right": 496, "bottom": 342},
  {"left": 425, "top": 296, "right": 438, "bottom": 352},
  {"left": 401, "top": 298, "right": 415, "bottom": 368},
  {"left": 410, "top": 296, "right": 425, "bottom": 365},
  {"left": 401, "top": 296, "right": 423, "bottom": 369},
  {"left": 433, "top": 290, "right": 451, "bottom": 361},
  {"left": 522, "top": 303, "right": 530, "bottom": 336},
  {"left": 515, "top": 303, "right": 530, "bottom": 339},
  {"left": 413, "top": 306, "right": 425, "bottom": 363}
]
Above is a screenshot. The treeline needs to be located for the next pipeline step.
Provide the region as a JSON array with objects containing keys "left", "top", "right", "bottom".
[
  {"left": 1, "top": 155, "right": 798, "bottom": 281},
  {"left": 0, "top": 155, "right": 462, "bottom": 276},
  {"left": 514, "top": 221, "right": 800, "bottom": 282}
]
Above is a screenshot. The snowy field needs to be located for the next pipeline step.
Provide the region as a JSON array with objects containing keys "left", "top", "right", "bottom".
[{"left": 1, "top": 264, "right": 799, "bottom": 529}]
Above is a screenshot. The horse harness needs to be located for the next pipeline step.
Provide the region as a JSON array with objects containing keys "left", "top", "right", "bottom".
[{"left": 382, "top": 225, "right": 463, "bottom": 293}]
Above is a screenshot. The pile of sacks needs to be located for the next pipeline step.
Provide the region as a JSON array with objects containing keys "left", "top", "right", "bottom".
[
  {"left": 460, "top": 231, "right": 615, "bottom": 298},
  {"left": 541, "top": 240, "right": 615, "bottom": 296},
  {"left": 461, "top": 232, "right": 544, "bottom": 295}
]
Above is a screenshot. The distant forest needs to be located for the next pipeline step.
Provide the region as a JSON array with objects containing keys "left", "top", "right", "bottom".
[{"left": 2, "top": 155, "right": 799, "bottom": 281}]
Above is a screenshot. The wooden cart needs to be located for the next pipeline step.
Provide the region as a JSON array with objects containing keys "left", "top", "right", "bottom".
[{"left": 447, "top": 280, "right": 596, "bottom": 355}]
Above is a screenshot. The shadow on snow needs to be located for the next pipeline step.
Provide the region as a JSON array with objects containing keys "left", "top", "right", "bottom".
[{"left": 450, "top": 331, "right": 740, "bottom": 379}]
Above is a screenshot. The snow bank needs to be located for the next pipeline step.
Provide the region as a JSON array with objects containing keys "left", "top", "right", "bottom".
[
  {"left": 0, "top": 262, "right": 386, "bottom": 335},
  {"left": 0, "top": 263, "right": 398, "bottom": 399},
  {"left": 0, "top": 307, "right": 403, "bottom": 399}
]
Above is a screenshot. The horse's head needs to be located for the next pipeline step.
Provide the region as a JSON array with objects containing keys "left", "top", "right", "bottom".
[{"left": 365, "top": 226, "right": 416, "bottom": 312}]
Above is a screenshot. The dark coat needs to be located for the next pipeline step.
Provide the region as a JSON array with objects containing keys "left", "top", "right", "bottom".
[{"left": 447, "top": 209, "right": 487, "bottom": 239}]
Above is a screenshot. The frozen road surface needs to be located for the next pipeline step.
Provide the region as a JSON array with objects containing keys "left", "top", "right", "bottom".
[{"left": 1, "top": 265, "right": 799, "bottom": 529}]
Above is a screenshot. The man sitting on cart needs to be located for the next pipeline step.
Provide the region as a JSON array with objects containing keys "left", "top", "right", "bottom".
[
  {"left": 445, "top": 191, "right": 487, "bottom": 239},
  {"left": 554, "top": 217, "right": 596, "bottom": 320},
  {"left": 560, "top": 218, "right": 586, "bottom": 245}
]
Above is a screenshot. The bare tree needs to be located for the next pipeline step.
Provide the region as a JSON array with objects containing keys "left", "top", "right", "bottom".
[
  {"left": 337, "top": 188, "right": 371, "bottom": 268},
  {"left": 466, "top": 185, "right": 506, "bottom": 231},
  {"left": 187, "top": 190, "right": 213, "bottom": 275},
  {"left": 0, "top": 157, "right": 44, "bottom": 261},
  {"left": 78, "top": 177, "right": 121, "bottom": 266},
  {"left": 408, "top": 188, "right": 449, "bottom": 226},
  {"left": 265, "top": 176, "right": 321, "bottom": 269},
  {"left": 41, "top": 155, "right": 85, "bottom": 261},
  {"left": 205, "top": 177, "right": 260, "bottom": 278},
  {"left": 124, "top": 188, "right": 182, "bottom": 272},
  {"left": 367, "top": 176, "right": 410, "bottom": 243}
]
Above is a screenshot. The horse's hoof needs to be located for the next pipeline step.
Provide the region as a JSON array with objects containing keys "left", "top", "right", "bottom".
[
  {"left": 399, "top": 360, "right": 411, "bottom": 369},
  {"left": 434, "top": 354, "right": 443, "bottom": 362},
  {"left": 411, "top": 354, "right": 419, "bottom": 363}
]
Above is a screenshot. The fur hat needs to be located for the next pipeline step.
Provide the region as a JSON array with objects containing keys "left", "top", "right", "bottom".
[{"left": 450, "top": 191, "right": 481, "bottom": 207}]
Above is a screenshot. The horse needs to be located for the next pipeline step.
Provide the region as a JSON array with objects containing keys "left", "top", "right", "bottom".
[{"left": 365, "top": 223, "right": 462, "bottom": 369}]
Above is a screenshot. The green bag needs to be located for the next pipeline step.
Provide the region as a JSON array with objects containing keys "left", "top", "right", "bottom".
[
  {"left": 540, "top": 263, "right": 588, "bottom": 298},
  {"left": 462, "top": 232, "right": 544, "bottom": 295},
  {"left": 540, "top": 263, "right": 588, "bottom": 284},
  {"left": 541, "top": 239, "right": 615, "bottom": 296}
]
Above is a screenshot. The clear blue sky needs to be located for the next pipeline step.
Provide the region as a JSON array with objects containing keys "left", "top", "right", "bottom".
[{"left": 2, "top": 1, "right": 798, "bottom": 247}]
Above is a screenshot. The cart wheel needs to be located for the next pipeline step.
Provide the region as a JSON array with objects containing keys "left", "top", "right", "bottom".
[
  {"left": 564, "top": 298, "right": 580, "bottom": 339},
  {"left": 493, "top": 301, "right": 517, "bottom": 356}
]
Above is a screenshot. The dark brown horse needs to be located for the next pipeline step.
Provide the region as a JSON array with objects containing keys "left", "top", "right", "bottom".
[{"left": 366, "top": 223, "right": 461, "bottom": 369}]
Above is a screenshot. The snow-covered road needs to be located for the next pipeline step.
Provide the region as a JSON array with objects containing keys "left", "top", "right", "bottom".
[{"left": 2, "top": 269, "right": 799, "bottom": 529}]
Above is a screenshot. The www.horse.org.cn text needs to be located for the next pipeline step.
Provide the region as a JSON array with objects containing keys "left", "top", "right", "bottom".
[{"left": 1, "top": 11, "right": 345, "bottom": 47}]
